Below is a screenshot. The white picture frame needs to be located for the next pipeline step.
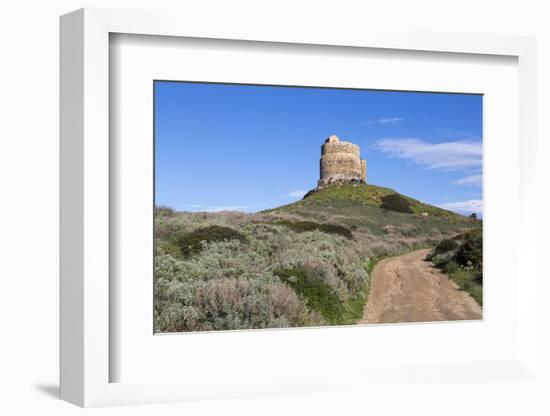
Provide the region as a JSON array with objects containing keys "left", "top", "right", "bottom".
[{"left": 60, "top": 7, "right": 538, "bottom": 408}]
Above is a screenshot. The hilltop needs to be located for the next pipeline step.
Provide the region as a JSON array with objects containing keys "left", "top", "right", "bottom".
[
  {"left": 301, "top": 183, "right": 460, "bottom": 218},
  {"left": 277, "top": 183, "right": 463, "bottom": 219},
  {"left": 267, "top": 183, "right": 475, "bottom": 240}
]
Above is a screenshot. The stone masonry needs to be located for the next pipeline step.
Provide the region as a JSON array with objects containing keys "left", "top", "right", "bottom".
[{"left": 318, "top": 135, "right": 367, "bottom": 187}]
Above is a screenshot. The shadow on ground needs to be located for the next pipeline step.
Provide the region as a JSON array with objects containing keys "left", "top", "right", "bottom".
[{"left": 35, "top": 383, "right": 59, "bottom": 399}]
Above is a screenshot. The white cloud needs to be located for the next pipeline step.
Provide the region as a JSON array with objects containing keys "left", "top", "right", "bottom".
[
  {"left": 374, "top": 138, "right": 482, "bottom": 170},
  {"left": 379, "top": 117, "right": 403, "bottom": 124},
  {"left": 453, "top": 174, "right": 482, "bottom": 186},
  {"left": 438, "top": 199, "right": 482, "bottom": 216},
  {"left": 366, "top": 117, "right": 402, "bottom": 125},
  {"left": 287, "top": 190, "right": 307, "bottom": 199}
]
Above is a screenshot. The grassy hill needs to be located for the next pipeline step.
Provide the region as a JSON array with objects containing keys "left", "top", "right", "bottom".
[
  {"left": 154, "top": 183, "right": 479, "bottom": 333},
  {"left": 267, "top": 183, "right": 475, "bottom": 240},
  {"left": 299, "top": 183, "right": 460, "bottom": 218}
]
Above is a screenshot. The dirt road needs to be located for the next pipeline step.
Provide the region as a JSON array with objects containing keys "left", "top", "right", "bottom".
[{"left": 360, "top": 249, "right": 482, "bottom": 324}]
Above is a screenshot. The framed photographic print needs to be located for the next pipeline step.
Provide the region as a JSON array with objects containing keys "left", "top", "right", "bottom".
[{"left": 60, "top": 8, "right": 538, "bottom": 408}]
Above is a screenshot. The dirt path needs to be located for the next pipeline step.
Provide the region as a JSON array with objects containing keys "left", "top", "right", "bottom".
[{"left": 360, "top": 249, "right": 482, "bottom": 324}]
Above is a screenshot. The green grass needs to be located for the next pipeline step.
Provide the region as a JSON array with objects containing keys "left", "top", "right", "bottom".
[
  {"left": 286, "top": 183, "right": 464, "bottom": 219},
  {"left": 268, "top": 183, "right": 475, "bottom": 240},
  {"left": 274, "top": 256, "right": 392, "bottom": 326},
  {"left": 275, "top": 266, "right": 345, "bottom": 324},
  {"left": 446, "top": 269, "right": 483, "bottom": 306},
  {"left": 339, "top": 284, "right": 369, "bottom": 324},
  {"left": 275, "top": 265, "right": 372, "bottom": 325},
  {"left": 337, "top": 256, "right": 386, "bottom": 324},
  {"left": 366, "top": 255, "right": 386, "bottom": 275},
  {"left": 300, "top": 183, "right": 396, "bottom": 207}
]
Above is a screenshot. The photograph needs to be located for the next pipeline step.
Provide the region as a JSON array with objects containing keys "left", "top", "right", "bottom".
[{"left": 153, "top": 81, "right": 483, "bottom": 333}]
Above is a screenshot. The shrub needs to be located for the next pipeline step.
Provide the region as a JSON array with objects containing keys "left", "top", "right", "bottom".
[
  {"left": 174, "top": 225, "right": 247, "bottom": 258},
  {"left": 275, "top": 266, "right": 344, "bottom": 323},
  {"left": 155, "top": 277, "right": 325, "bottom": 332},
  {"left": 320, "top": 223, "right": 354, "bottom": 240},
  {"left": 426, "top": 228, "right": 483, "bottom": 306},
  {"left": 156, "top": 239, "right": 183, "bottom": 259},
  {"left": 155, "top": 205, "right": 176, "bottom": 217},
  {"left": 444, "top": 260, "right": 459, "bottom": 274},
  {"left": 380, "top": 193, "right": 413, "bottom": 214},
  {"left": 275, "top": 220, "right": 353, "bottom": 240},
  {"left": 433, "top": 238, "right": 459, "bottom": 255},
  {"left": 382, "top": 224, "right": 397, "bottom": 234},
  {"left": 455, "top": 229, "right": 482, "bottom": 274}
]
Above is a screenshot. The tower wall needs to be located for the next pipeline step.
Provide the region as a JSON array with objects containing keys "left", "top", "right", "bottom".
[{"left": 318, "top": 135, "right": 366, "bottom": 187}]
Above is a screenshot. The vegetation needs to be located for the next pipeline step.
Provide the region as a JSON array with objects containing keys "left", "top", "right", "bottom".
[
  {"left": 155, "top": 205, "right": 176, "bottom": 217},
  {"left": 380, "top": 193, "right": 413, "bottom": 214},
  {"left": 455, "top": 229, "right": 483, "bottom": 280},
  {"left": 432, "top": 238, "right": 459, "bottom": 255},
  {"left": 274, "top": 263, "right": 374, "bottom": 325},
  {"left": 155, "top": 184, "right": 479, "bottom": 332},
  {"left": 275, "top": 220, "right": 353, "bottom": 240},
  {"left": 269, "top": 184, "right": 474, "bottom": 241},
  {"left": 276, "top": 266, "right": 345, "bottom": 323},
  {"left": 366, "top": 255, "right": 387, "bottom": 275},
  {"left": 288, "top": 183, "right": 463, "bottom": 219},
  {"left": 427, "top": 228, "right": 483, "bottom": 305},
  {"left": 171, "top": 225, "right": 247, "bottom": 258}
]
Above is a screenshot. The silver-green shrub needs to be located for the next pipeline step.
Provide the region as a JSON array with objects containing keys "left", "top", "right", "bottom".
[{"left": 155, "top": 209, "right": 461, "bottom": 332}]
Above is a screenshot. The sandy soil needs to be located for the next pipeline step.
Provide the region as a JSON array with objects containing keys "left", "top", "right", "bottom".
[{"left": 360, "top": 249, "right": 482, "bottom": 324}]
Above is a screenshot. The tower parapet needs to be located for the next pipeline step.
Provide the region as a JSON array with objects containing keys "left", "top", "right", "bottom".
[{"left": 318, "top": 135, "right": 367, "bottom": 187}]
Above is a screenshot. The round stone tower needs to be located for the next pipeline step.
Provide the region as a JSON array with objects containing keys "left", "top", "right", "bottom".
[{"left": 318, "top": 135, "right": 367, "bottom": 187}]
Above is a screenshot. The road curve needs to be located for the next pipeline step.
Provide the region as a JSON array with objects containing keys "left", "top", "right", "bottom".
[{"left": 360, "top": 248, "right": 482, "bottom": 324}]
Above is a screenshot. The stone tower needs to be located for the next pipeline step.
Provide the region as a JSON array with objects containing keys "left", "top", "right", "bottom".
[{"left": 318, "top": 135, "right": 367, "bottom": 188}]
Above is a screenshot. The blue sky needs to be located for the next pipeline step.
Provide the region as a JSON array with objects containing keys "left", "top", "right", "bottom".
[{"left": 155, "top": 81, "right": 483, "bottom": 216}]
